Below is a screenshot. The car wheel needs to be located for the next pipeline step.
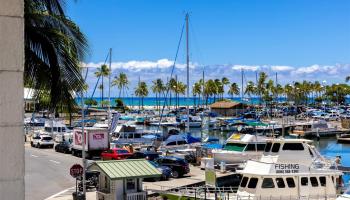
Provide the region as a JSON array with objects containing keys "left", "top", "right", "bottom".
[
  {"left": 36, "top": 143, "right": 40, "bottom": 148},
  {"left": 30, "top": 142, "right": 34, "bottom": 147},
  {"left": 171, "top": 170, "right": 180, "bottom": 178}
]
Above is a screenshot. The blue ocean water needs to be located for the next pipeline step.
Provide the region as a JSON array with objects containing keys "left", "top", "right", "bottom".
[{"left": 77, "top": 97, "right": 288, "bottom": 106}]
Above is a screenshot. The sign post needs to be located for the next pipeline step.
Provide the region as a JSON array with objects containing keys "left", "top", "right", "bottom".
[{"left": 70, "top": 164, "right": 83, "bottom": 197}]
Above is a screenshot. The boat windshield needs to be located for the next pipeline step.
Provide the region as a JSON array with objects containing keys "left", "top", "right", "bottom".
[{"left": 224, "top": 143, "right": 246, "bottom": 152}]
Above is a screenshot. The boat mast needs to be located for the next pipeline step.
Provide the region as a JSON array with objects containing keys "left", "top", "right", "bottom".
[
  {"left": 186, "top": 13, "right": 190, "bottom": 133},
  {"left": 241, "top": 68, "right": 244, "bottom": 101},
  {"left": 108, "top": 48, "right": 112, "bottom": 125}
]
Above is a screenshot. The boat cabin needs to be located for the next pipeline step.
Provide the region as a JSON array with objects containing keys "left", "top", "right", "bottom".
[{"left": 237, "top": 139, "right": 343, "bottom": 199}]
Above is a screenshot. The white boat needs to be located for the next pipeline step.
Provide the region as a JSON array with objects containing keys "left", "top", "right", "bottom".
[
  {"left": 236, "top": 138, "right": 343, "bottom": 200},
  {"left": 39, "top": 119, "right": 70, "bottom": 141},
  {"left": 212, "top": 134, "right": 267, "bottom": 164},
  {"left": 337, "top": 134, "right": 350, "bottom": 143},
  {"left": 291, "top": 120, "right": 343, "bottom": 138},
  {"left": 111, "top": 124, "right": 162, "bottom": 146}
]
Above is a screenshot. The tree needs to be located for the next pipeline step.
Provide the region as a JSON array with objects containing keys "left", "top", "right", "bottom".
[
  {"left": 112, "top": 72, "right": 129, "bottom": 98},
  {"left": 151, "top": 79, "right": 165, "bottom": 110},
  {"left": 84, "top": 98, "right": 97, "bottom": 106},
  {"left": 257, "top": 72, "right": 268, "bottom": 104},
  {"left": 228, "top": 83, "right": 240, "bottom": 98},
  {"left": 94, "top": 64, "right": 110, "bottom": 105},
  {"left": 24, "top": 0, "right": 88, "bottom": 113},
  {"left": 168, "top": 78, "right": 177, "bottom": 107},
  {"left": 192, "top": 82, "right": 202, "bottom": 107},
  {"left": 135, "top": 81, "right": 148, "bottom": 109},
  {"left": 244, "top": 81, "right": 256, "bottom": 98}
]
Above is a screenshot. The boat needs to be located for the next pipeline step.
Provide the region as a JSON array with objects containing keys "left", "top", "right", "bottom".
[
  {"left": 111, "top": 124, "right": 162, "bottom": 146},
  {"left": 236, "top": 138, "right": 343, "bottom": 200},
  {"left": 290, "top": 120, "right": 344, "bottom": 138},
  {"left": 212, "top": 133, "right": 267, "bottom": 164},
  {"left": 40, "top": 119, "right": 70, "bottom": 139},
  {"left": 337, "top": 134, "right": 350, "bottom": 143}
]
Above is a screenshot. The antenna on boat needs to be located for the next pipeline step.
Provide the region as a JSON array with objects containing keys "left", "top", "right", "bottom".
[
  {"left": 186, "top": 13, "right": 190, "bottom": 133},
  {"left": 241, "top": 68, "right": 244, "bottom": 101}
]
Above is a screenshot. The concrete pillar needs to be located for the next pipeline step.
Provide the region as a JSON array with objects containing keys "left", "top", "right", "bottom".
[{"left": 0, "top": 0, "right": 24, "bottom": 199}]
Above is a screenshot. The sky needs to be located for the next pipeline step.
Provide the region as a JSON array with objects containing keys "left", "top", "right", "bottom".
[{"left": 66, "top": 0, "right": 350, "bottom": 96}]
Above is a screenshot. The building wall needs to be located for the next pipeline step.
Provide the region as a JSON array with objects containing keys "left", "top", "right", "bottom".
[
  {"left": 0, "top": 0, "right": 25, "bottom": 199},
  {"left": 211, "top": 108, "right": 246, "bottom": 116}
]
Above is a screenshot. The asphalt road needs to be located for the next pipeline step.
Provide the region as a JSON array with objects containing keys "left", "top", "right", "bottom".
[{"left": 25, "top": 144, "right": 82, "bottom": 200}]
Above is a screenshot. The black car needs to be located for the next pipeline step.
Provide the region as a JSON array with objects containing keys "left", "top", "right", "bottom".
[
  {"left": 55, "top": 141, "right": 71, "bottom": 153},
  {"left": 128, "top": 151, "right": 160, "bottom": 161},
  {"left": 154, "top": 156, "right": 190, "bottom": 178}
]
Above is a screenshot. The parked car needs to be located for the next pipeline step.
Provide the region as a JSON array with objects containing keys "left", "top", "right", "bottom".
[
  {"left": 31, "top": 134, "right": 54, "bottom": 148},
  {"left": 101, "top": 148, "right": 133, "bottom": 160},
  {"left": 145, "top": 161, "right": 172, "bottom": 181},
  {"left": 154, "top": 156, "right": 190, "bottom": 178},
  {"left": 55, "top": 141, "right": 72, "bottom": 153},
  {"left": 128, "top": 151, "right": 160, "bottom": 161}
]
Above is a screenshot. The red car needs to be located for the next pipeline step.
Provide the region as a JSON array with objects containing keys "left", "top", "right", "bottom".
[{"left": 101, "top": 148, "right": 133, "bottom": 160}]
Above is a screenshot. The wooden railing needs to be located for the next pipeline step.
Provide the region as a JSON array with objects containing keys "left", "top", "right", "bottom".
[{"left": 126, "top": 191, "right": 147, "bottom": 200}]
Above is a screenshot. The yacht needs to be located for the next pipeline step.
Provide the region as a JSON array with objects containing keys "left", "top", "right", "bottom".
[
  {"left": 212, "top": 134, "right": 267, "bottom": 164},
  {"left": 236, "top": 139, "right": 343, "bottom": 200},
  {"left": 111, "top": 124, "right": 162, "bottom": 146},
  {"left": 290, "top": 120, "right": 344, "bottom": 138}
]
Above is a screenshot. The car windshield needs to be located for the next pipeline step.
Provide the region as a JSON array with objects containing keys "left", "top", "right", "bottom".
[
  {"left": 117, "top": 149, "right": 129, "bottom": 154},
  {"left": 42, "top": 137, "right": 52, "bottom": 140},
  {"left": 149, "top": 161, "right": 159, "bottom": 167}
]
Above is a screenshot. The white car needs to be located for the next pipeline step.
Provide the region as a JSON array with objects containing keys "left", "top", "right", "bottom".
[{"left": 31, "top": 134, "right": 54, "bottom": 148}]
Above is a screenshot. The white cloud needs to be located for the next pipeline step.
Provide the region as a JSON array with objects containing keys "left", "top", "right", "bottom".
[
  {"left": 271, "top": 65, "right": 294, "bottom": 71},
  {"left": 82, "top": 59, "right": 197, "bottom": 71},
  {"left": 232, "top": 65, "right": 260, "bottom": 71},
  {"left": 293, "top": 64, "right": 321, "bottom": 74}
]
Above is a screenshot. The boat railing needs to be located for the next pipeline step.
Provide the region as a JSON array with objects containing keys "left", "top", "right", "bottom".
[{"left": 147, "top": 186, "right": 341, "bottom": 200}]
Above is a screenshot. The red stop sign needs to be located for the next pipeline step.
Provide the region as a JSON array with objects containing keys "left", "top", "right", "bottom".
[{"left": 70, "top": 164, "right": 83, "bottom": 178}]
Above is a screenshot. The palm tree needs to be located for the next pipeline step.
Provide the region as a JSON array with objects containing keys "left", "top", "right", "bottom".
[
  {"left": 134, "top": 81, "right": 148, "bottom": 109},
  {"left": 221, "top": 77, "right": 230, "bottom": 100},
  {"left": 257, "top": 72, "right": 268, "bottom": 104},
  {"left": 228, "top": 83, "right": 240, "bottom": 99},
  {"left": 214, "top": 79, "right": 222, "bottom": 101},
  {"left": 168, "top": 78, "right": 177, "bottom": 107},
  {"left": 245, "top": 81, "right": 256, "bottom": 98},
  {"left": 94, "top": 64, "right": 110, "bottom": 105},
  {"left": 24, "top": 0, "right": 88, "bottom": 113},
  {"left": 151, "top": 79, "right": 165, "bottom": 110},
  {"left": 204, "top": 79, "right": 217, "bottom": 105},
  {"left": 112, "top": 72, "right": 129, "bottom": 98},
  {"left": 192, "top": 82, "right": 202, "bottom": 107}
]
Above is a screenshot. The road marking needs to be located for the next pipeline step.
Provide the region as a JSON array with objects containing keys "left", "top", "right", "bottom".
[
  {"left": 44, "top": 186, "right": 75, "bottom": 199},
  {"left": 49, "top": 160, "right": 60, "bottom": 164},
  {"left": 31, "top": 154, "right": 38, "bottom": 158}
]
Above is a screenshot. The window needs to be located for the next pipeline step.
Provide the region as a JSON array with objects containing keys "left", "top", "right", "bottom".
[
  {"left": 265, "top": 143, "right": 272, "bottom": 152},
  {"left": 262, "top": 178, "right": 275, "bottom": 188},
  {"left": 310, "top": 177, "right": 318, "bottom": 187},
  {"left": 286, "top": 178, "right": 295, "bottom": 188},
  {"left": 245, "top": 144, "right": 266, "bottom": 151},
  {"left": 126, "top": 179, "right": 136, "bottom": 190},
  {"left": 117, "top": 149, "right": 129, "bottom": 154},
  {"left": 248, "top": 178, "right": 258, "bottom": 188},
  {"left": 167, "top": 141, "right": 177, "bottom": 146},
  {"left": 301, "top": 177, "right": 308, "bottom": 186},
  {"left": 271, "top": 143, "right": 280, "bottom": 153},
  {"left": 282, "top": 143, "right": 304, "bottom": 150},
  {"left": 276, "top": 178, "right": 285, "bottom": 188},
  {"left": 224, "top": 143, "right": 246, "bottom": 152},
  {"left": 240, "top": 177, "right": 249, "bottom": 187},
  {"left": 319, "top": 177, "right": 326, "bottom": 187}
]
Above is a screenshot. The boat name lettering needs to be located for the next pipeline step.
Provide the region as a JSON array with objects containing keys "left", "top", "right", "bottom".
[{"left": 275, "top": 164, "right": 299, "bottom": 173}]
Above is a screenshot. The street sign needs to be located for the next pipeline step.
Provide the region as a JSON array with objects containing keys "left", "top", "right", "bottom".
[{"left": 70, "top": 164, "right": 83, "bottom": 178}]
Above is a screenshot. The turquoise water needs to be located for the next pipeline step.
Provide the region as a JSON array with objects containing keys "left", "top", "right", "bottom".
[
  {"left": 78, "top": 97, "right": 288, "bottom": 106},
  {"left": 77, "top": 97, "right": 350, "bottom": 106}
]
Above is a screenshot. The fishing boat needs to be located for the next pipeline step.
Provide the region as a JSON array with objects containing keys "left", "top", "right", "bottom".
[
  {"left": 236, "top": 138, "right": 343, "bottom": 200},
  {"left": 337, "top": 134, "right": 350, "bottom": 143},
  {"left": 212, "top": 133, "right": 267, "bottom": 164}
]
